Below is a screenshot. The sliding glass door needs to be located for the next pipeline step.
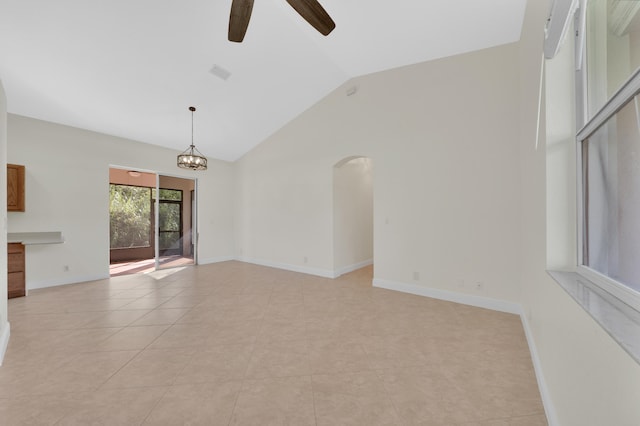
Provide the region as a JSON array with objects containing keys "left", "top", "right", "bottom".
[
  {"left": 154, "top": 189, "right": 183, "bottom": 256},
  {"left": 156, "top": 175, "right": 196, "bottom": 270},
  {"left": 109, "top": 167, "right": 196, "bottom": 276}
]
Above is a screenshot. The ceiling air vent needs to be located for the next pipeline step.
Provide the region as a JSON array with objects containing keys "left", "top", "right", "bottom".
[{"left": 210, "top": 64, "right": 232, "bottom": 81}]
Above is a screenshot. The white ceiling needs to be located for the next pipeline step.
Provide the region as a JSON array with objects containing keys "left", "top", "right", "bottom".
[{"left": 0, "top": 0, "right": 527, "bottom": 162}]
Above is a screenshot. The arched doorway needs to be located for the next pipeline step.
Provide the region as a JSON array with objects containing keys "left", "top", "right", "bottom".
[{"left": 333, "top": 156, "right": 374, "bottom": 277}]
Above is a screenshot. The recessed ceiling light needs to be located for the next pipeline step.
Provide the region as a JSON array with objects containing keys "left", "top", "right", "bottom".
[{"left": 210, "top": 64, "right": 232, "bottom": 81}]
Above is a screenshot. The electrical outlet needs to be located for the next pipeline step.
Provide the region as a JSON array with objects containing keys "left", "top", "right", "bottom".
[
  {"left": 63, "top": 265, "right": 69, "bottom": 272},
  {"left": 475, "top": 281, "right": 484, "bottom": 291},
  {"left": 413, "top": 271, "right": 420, "bottom": 281},
  {"left": 303, "top": 256, "right": 308, "bottom": 264}
]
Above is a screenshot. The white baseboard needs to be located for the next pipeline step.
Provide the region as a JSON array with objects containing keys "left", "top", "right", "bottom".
[
  {"left": 27, "top": 273, "right": 109, "bottom": 291},
  {"left": 519, "top": 309, "right": 560, "bottom": 426},
  {"left": 198, "top": 256, "right": 236, "bottom": 265},
  {"left": 0, "top": 322, "right": 10, "bottom": 366},
  {"left": 237, "top": 257, "right": 335, "bottom": 278},
  {"left": 371, "top": 277, "right": 557, "bottom": 425},
  {"left": 334, "top": 259, "right": 373, "bottom": 278},
  {"left": 372, "top": 278, "right": 521, "bottom": 314}
]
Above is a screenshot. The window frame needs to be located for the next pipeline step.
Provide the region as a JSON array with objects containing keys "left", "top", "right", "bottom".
[
  {"left": 109, "top": 183, "right": 154, "bottom": 250},
  {"left": 574, "top": 2, "right": 640, "bottom": 313},
  {"left": 156, "top": 189, "right": 184, "bottom": 256}
]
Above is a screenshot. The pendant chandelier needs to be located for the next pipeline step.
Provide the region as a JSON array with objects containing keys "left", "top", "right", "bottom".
[{"left": 177, "top": 106, "right": 208, "bottom": 171}]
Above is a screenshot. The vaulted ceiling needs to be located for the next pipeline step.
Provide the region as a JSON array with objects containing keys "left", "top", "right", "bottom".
[{"left": 0, "top": 0, "right": 527, "bottom": 161}]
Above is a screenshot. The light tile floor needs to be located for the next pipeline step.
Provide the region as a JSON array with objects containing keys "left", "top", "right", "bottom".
[
  {"left": 110, "top": 255, "right": 195, "bottom": 277},
  {"left": 0, "top": 262, "right": 547, "bottom": 425}
]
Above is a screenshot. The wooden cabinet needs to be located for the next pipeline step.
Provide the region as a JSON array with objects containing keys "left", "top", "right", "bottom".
[
  {"left": 7, "top": 164, "right": 25, "bottom": 212},
  {"left": 8, "top": 243, "right": 26, "bottom": 298}
]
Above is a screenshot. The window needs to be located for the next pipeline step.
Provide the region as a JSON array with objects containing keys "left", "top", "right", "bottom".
[
  {"left": 152, "top": 188, "right": 183, "bottom": 202},
  {"left": 577, "top": 0, "right": 640, "bottom": 311},
  {"left": 153, "top": 188, "right": 183, "bottom": 256},
  {"left": 109, "top": 184, "right": 152, "bottom": 249},
  {"left": 581, "top": 97, "right": 640, "bottom": 293},
  {"left": 585, "top": 0, "right": 640, "bottom": 118}
]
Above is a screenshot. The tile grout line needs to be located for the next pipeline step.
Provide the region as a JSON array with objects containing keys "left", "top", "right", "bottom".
[
  {"left": 93, "top": 300, "right": 192, "bottom": 391},
  {"left": 309, "top": 373, "right": 319, "bottom": 426},
  {"left": 302, "top": 283, "right": 320, "bottom": 426},
  {"left": 98, "top": 280, "right": 201, "bottom": 422},
  {"left": 344, "top": 297, "right": 405, "bottom": 424},
  {"left": 223, "top": 284, "right": 271, "bottom": 426},
  {"left": 4, "top": 264, "right": 546, "bottom": 424},
  {"left": 138, "top": 371, "right": 184, "bottom": 425}
]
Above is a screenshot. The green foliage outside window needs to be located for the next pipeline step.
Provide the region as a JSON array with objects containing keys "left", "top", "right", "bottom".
[
  {"left": 152, "top": 188, "right": 182, "bottom": 201},
  {"left": 110, "top": 185, "right": 183, "bottom": 252},
  {"left": 109, "top": 184, "right": 151, "bottom": 249},
  {"left": 158, "top": 202, "right": 182, "bottom": 251}
]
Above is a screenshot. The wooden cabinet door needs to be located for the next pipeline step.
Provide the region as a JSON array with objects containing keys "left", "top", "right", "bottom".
[
  {"left": 8, "top": 243, "right": 26, "bottom": 298},
  {"left": 8, "top": 272, "right": 26, "bottom": 298},
  {"left": 7, "top": 164, "right": 25, "bottom": 212}
]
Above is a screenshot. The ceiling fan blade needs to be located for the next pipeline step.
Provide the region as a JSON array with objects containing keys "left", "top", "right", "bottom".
[
  {"left": 229, "top": 0, "right": 254, "bottom": 42},
  {"left": 285, "top": 0, "right": 336, "bottom": 36}
]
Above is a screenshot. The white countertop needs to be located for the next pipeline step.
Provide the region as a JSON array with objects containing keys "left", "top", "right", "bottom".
[{"left": 7, "top": 232, "right": 65, "bottom": 245}]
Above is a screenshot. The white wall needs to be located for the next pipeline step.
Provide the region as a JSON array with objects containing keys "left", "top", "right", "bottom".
[
  {"left": 235, "top": 44, "right": 522, "bottom": 301},
  {"left": 0, "top": 80, "right": 9, "bottom": 365},
  {"left": 333, "top": 157, "right": 373, "bottom": 274},
  {"left": 519, "top": 0, "right": 640, "bottom": 424},
  {"left": 545, "top": 25, "right": 576, "bottom": 271},
  {"left": 7, "top": 115, "right": 235, "bottom": 289}
]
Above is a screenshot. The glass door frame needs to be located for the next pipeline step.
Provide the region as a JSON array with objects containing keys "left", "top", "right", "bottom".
[
  {"left": 154, "top": 172, "right": 198, "bottom": 271},
  {"left": 109, "top": 165, "right": 197, "bottom": 273}
]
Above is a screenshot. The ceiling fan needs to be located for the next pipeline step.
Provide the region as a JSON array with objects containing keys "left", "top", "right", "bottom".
[{"left": 228, "top": 0, "right": 336, "bottom": 42}]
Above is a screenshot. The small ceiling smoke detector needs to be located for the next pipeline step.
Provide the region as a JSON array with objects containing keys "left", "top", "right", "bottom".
[
  {"left": 346, "top": 86, "right": 358, "bottom": 96},
  {"left": 210, "top": 64, "right": 232, "bottom": 81}
]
